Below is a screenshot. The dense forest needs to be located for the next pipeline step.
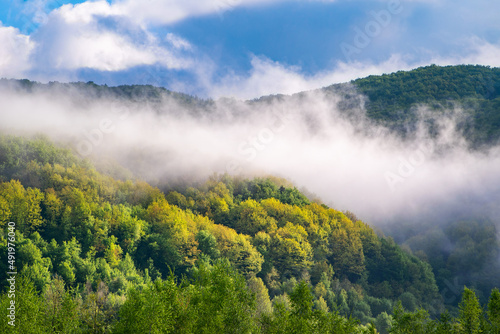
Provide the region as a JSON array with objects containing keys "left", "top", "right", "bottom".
[
  {"left": 348, "top": 65, "right": 500, "bottom": 310},
  {"left": 0, "top": 135, "right": 498, "bottom": 333},
  {"left": 349, "top": 65, "right": 500, "bottom": 146},
  {"left": 1, "top": 65, "right": 500, "bottom": 333}
]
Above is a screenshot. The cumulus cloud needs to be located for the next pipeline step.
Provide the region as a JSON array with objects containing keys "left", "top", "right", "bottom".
[
  {"left": 207, "top": 54, "right": 416, "bottom": 99},
  {"left": 0, "top": 25, "right": 34, "bottom": 78},
  {"left": 110, "top": 0, "right": 289, "bottom": 25},
  {"left": 28, "top": 1, "right": 193, "bottom": 72},
  {"left": 0, "top": 0, "right": 195, "bottom": 79},
  {"left": 433, "top": 37, "right": 500, "bottom": 68},
  {"left": 207, "top": 36, "right": 500, "bottom": 99}
]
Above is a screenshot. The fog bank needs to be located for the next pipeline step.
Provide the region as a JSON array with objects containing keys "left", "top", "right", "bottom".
[{"left": 1, "top": 83, "right": 500, "bottom": 228}]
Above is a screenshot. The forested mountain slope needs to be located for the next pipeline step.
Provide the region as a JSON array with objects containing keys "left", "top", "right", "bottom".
[
  {"left": 4, "top": 65, "right": 500, "bottom": 148},
  {"left": 348, "top": 65, "right": 500, "bottom": 145},
  {"left": 1, "top": 65, "right": 500, "bottom": 332},
  {"left": 0, "top": 135, "right": 448, "bottom": 332}
]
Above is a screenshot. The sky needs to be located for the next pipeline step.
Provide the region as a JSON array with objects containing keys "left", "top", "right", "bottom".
[{"left": 0, "top": 0, "right": 500, "bottom": 99}]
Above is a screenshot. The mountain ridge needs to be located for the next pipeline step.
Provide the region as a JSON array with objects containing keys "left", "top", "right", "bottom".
[{"left": 4, "top": 64, "right": 500, "bottom": 146}]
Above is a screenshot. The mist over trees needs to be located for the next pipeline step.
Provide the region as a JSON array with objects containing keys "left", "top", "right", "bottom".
[{"left": 1, "top": 65, "right": 500, "bottom": 332}]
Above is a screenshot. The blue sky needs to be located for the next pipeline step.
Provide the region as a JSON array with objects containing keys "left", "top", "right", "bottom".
[{"left": 0, "top": 0, "right": 499, "bottom": 99}]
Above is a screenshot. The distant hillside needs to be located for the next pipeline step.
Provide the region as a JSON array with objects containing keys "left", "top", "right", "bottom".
[
  {"left": 2, "top": 67, "right": 500, "bottom": 332},
  {"left": 0, "top": 78, "right": 214, "bottom": 111},
  {"left": 348, "top": 65, "right": 500, "bottom": 146},
  {"left": 5, "top": 65, "right": 500, "bottom": 146}
]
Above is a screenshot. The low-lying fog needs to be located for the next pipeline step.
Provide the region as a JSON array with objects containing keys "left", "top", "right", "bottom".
[{"left": 1, "top": 82, "right": 500, "bottom": 233}]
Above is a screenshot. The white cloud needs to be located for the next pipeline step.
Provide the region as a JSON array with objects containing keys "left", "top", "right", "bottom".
[
  {"left": 54, "top": 1, "right": 115, "bottom": 24},
  {"left": 111, "top": 0, "right": 288, "bottom": 25},
  {"left": 0, "top": 25, "right": 34, "bottom": 78},
  {"left": 1, "top": 0, "right": 499, "bottom": 96},
  {"left": 45, "top": 32, "right": 165, "bottom": 71},
  {"left": 207, "top": 54, "right": 416, "bottom": 99},
  {"left": 165, "top": 33, "right": 192, "bottom": 50},
  {"left": 29, "top": 1, "right": 193, "bottom": 72},
  {"left": 2, "top": 0, "right": 201, "bottom": 77},
  {"left": 433, "top": 37, "right": 500, "bottom": 68},
  {"left": 206, "top": 37, "right": 500, "bottom": 99}
]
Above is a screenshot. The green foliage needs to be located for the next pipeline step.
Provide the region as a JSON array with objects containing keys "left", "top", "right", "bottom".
[
  {"left": 348, "top": 65, "right": 500, "bottom": 146},
  {"left": 487, "top": 288, "right": 500, "bottom": 333},
  {"left": 195, "top": 230, "right": 220, "bottom": 261},
  {"left": 116, "top": 260, "right": 258, "bottom": 334},
  {"left": 1, "top": 135, "right": 497, "bottom": 333},
  {"left": 458, "top": 287, "right": 483, "bottom": 334},
  {"left": 402, "top": 219, "right": 500, "bottom": 308},
  {"left": 42, "top": 276, "right": 80, "bottom": 333},
  {"left": 375, "top": 312, "right": 393, "bottom": 334},
  {"left": 0, "top": 276, "right": 47, "bottom": 333},
  {"left": 261, "top": 280, "right": 362, "bottom": 334},
  {"left": 248, "top": 276, "right": 273, "bottom": 316},
  {"left": 389, "top": 301, "right": 434, "bottom": 334},
  {"left": 114, "top": 277, "right": 182, "bottom": 333}
]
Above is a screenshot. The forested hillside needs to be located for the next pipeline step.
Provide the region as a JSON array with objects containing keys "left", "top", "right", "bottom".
[
  {"left": 5, "top": 65, "right": 500, "bottom": 147},
  {"left": 0, "top": 135, "right": 498, "bottom": 333},
  {"left": 346, "top": 65, "right": 500, "bottom": 310},
  {"left": 349, "top": 65, "right": 500, "bottom": 146},
  {"left": 0, "top": 78, "right": 213, "bottom": 113},
  {"left": 1, "top": 65, "right": 500, "bottom": 333}
]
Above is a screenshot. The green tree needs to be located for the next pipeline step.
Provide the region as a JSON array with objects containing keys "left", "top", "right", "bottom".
[
  {"left": 288, "top": 280, "right": 314, "bottom": 333},
  {"left": 435, "top": 311, "right": 458, "bottom": 334},
  {"left": 487, "top": 288, "right": 500, "bottom": 334},
  {"left": 195, "top": 230, "right": 220, "bottom": 261},
  {"left": 389, "top": 301, "right": 433, "bottom": 334},
  {"left": 229, "top": 199, "right": 277, "bottom": 235},
  {"left": 375, "top": 312, "right": 393, "bottom": 334},
  {"left": 42, "top": 276, "right": 80, "bottom": 333},
  {"left": 271, "top": 222, "right": 313, "bottom": 278},
  {"left": 0, "top": 196, "right": 11, "bottom": 227},
  {"left": 458, "top": 287, "right": 482, "bottom": 334},
  {"left": 80, "top": 281, "right": 115, "bottom": 334},
  {"left": 189, "top": 260, "right": 258, "bottom": 334},
  {"left": 0, "top": 276, "right": 47, "bottom": 333},
  {"left": 114, "top": 276, "right": 181, "bottom": 334},
  {"left": 248, "top": 276, "right": 272, "bottom": 316}
]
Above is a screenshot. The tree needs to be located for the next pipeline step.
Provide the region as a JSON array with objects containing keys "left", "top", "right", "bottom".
[
  {"left": 389, "top": 301, "right": 433, "bottom": 334},
  {"left": 458, "top": 287, "right": 482, "bottom": 334},
  {"left": 0, "top": 276, "right": 47, "bottom": 333},
  {"left": 271, "top": 222, "right": 313, "bottom": 278},
  {"left": 42, "top": 276, "right": 80, "bottom": 333},
  {"left": 229, "top": 199, "right": 276, "bottom": 235},
  {"left": 16, "top": 235, "right": 52, "bottom": 290},
  {"left": 0, "top": 196, "right": 11, "bottom": 227},
  {"left": 104, "top": 236, "right": 123, "bottom": 268},
  {"left": 0, "top": 180, "right": 44, "bottom": 233},
  {"left": 114, "top": 276, "right": 181, "bottom": 334},
  {"left": 375, "top": 312, "right": 393, "bottom": 334},
  {"left": 189, "top": 260, "right": 258, "bottom": 334},
  {"left": 288, "top": 280, "right": 314, "bottom": 333},
  {"left": 248, "top": 276, "right": 273, "bottom": 316},
  {"left": 195, "top": 230, "right": 220, "bottom": 261},
  {"left": 81, "top": 281, "right": 114, "bottom": 334},
  {"left": 328, "top": 227, "right": 365, "bottom": 282},
  {"left": 434, "top": 311, "right": 458, "bottom": 334},
  {"left": 487, "top": 288, "right": 500, "bottom": 334}
]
